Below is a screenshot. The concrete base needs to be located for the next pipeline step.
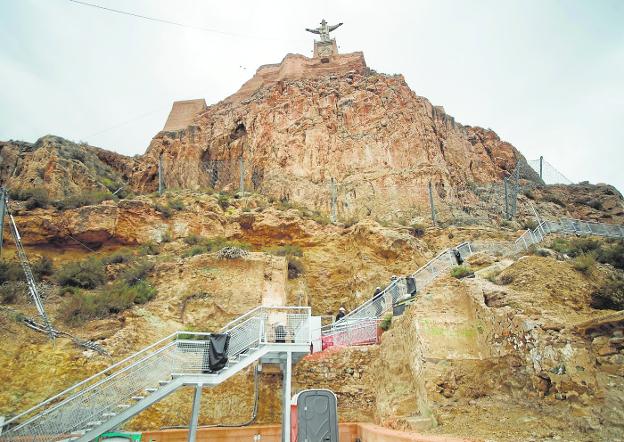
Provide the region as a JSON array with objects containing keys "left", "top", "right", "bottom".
[{"left": 142, "top": 422, "right": 475, "bottom": 442}]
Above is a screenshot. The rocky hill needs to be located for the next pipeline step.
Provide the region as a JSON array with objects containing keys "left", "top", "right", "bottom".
[{"left": 0, "top": 49, "right": 623, "bottom": 441}]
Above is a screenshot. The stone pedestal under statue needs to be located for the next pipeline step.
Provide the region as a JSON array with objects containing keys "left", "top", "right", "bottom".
[{"left": 314, "top": 39, "right": 338, "bottom": 60}]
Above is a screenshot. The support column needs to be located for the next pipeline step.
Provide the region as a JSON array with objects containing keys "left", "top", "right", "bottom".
[
  {"left": 188, "top": 384, "right": 203, "bottom": 442},
  {"left": 282, "top": 351, "right": 292, "bottom": 442},
  {"left": 539, "top": 155, "right": 543, "bottom": 180}
]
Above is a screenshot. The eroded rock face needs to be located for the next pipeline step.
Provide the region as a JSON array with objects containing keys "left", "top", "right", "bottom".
[{"left": 132, "top": 52, "right": 531, "bottom": 220}]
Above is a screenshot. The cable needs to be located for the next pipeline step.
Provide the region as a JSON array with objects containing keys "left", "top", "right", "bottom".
[{"left": 67, "top": 0, "right": 289, "bottom": 41}]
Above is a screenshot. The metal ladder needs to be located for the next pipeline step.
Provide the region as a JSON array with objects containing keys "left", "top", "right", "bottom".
[{"left": 1, "top": 190, "right": 54, "bottom": 339}]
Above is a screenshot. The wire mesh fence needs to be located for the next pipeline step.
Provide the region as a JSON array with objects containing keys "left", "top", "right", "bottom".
[{"left": 527, "top": 157, "right": 573, "bottom": 185}]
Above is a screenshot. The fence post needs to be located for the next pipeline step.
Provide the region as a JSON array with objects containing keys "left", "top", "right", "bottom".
[
  {"left": 239, "top": 157, "right": 244, "bottom": 194},
  {"left": 504, "top": 177, "right": 509, "bottom": 220},
  {"left": 0, "top": 188, "right": 5, "bottom": 257},
  {"left": 330, "top": 178, "right": 337, "bottom": 224},
  {"left": 158, "top": 154, "right": 165, "bottom": 195},
  {"left": 428, "top": 181, "right": 437, "bottom": 227},
  {"left": 539, "top": 155, "right": 543, "bottom": 180}
]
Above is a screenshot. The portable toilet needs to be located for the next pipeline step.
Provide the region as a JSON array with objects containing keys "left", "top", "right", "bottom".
[{"left": 290, "top": 389, "right": 338, "bottom": 442}]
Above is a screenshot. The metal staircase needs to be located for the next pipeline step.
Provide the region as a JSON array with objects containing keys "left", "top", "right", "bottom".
[
  {"left": 0, "top": 306, "right": 311, "bottom": 442},
  {"left": 321, "top": 242, "right": 474, "bottom": 348}
]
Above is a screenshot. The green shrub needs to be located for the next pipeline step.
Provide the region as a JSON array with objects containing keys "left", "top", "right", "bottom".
[
  {"left": 591, "top": 277, "right": 624, "bottom": 310},
  {"left": 0, "top": 283, "right": 21, "bottom": 304},
  {"left": 184, "top": 234, "right": 202, "bottom": 245},
  {"left": 568, "top": 238, "right": 601, "bottom": 257},
  {"left": 154, "top": 203, "right": 173, "bottom": 218},
  {"left": 161, "top": 230, "right": 173, "bottom": 243},
  {"left": 523, "top": 189, "right": 536, "bottom": 200},
  {"left": 168, "top": 198, "right": 185, "bottom": 211},
  {"left": 120, "top": 260, "right": 154, "bottom": 286},
  {"left": 571, "top": 254, "right": 595, "bottom": 274},
  {"left": 32, "top": 256, "right": 54, "bottom": 278},
  {"left": 543, "top": 194, "right": 565, "bottom": 207},
  {"left": 269, "top": 244, "right": 303, "bottom": 257},
  {"left": 287, "top": 257, "right": 304, "bottom": 279},
  {"left": 53, "top": 192, "right": 114, "bottom": 210},
  {"left": 101, "top": 249, "right": 133, "bottom": 265},
  {"left": 522, "top": 220, "right": 538, "bottom": 231},
  {"left": 60, "top": 281, "right": 156, "bottom": 325},
  {"left": 379, "top": 314, "right": 393, "bottom": 331},
  {"left": 9, "top": 188, "right": 49, "bottom": 207},
  {"left": 56, "top": 258, "right": 106, "bottom": 289},
  {"left": 499, "top": 274, "right": 514, "bottom": 285},
  {"left": 409, "top": 223, "right": 426, "bottom": 238},
  {"left": 183, "top": 245, "right": 209, "bottom": 258},
  {"left": 140, "top": 242, "right": 160, "bottom": 256},
  {"left": 217, "top": 193, "right": 230, "bottom": 210},
  {"left": 450, "top": 265, "right": 473, "bottom": 279},
  {"left": 596, "top": 240, "right": 624, "bottom": 270},
  {"left": 22, "top": 188, "right": 50, "bottom": 209},
  {"left": 0, "top": 260, "right": 26, "bottom": 283}
]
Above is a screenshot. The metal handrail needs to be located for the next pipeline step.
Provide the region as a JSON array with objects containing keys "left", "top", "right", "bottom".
[
  {"left": 1, "top": 306, "right": 311, "bottom": 436},
  {"left": 322, "top": 241, "right": 473, "bottom": 336}
]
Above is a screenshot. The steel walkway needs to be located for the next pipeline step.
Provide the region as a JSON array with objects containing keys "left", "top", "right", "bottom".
[{"left": 0, "top": 306, "right": 311, "bottom": 442}]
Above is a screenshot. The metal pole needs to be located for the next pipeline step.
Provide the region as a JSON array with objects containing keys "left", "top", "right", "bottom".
[
  {"left": 239, "top": 156, "right": 244, "bottom": 194},
  {"left": 503, "top": 177, "right": 509, "bottom": 220},
  {"left": 282, "top": 351, "right": 292, "bottom": 442},
  {"left": 428, "top": 181, "right": 436, "bottom": 227},
  {"left": 188, "top": 384, "right": 203, "bottom": 442},
  {"left": 330, "top": 178, "right": 337, "bottom": 224},
  {"left": 158, "top": 154, "right": 164, "bottom": 195},
  {"left": 539, "top": 156, "right": 543, "bottom": 180},
  {"left": 0, "top": 188, "right": 5, "bottom": 257}
]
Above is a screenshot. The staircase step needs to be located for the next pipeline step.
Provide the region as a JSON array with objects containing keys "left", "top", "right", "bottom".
[
  {"left": 158, "top": 380, "right": 170, "bottom": 386},
  {"left": 117, "top": 404, "right": 131, "bottom": 409},
  {"left": 131, "top": 396, "right": 145, "bottom": 401},
  {"left": 145, "top": 387, "right": 157, "bottom": 393},
  {"left": 86, "top": 421, "right": 102, "bottom": 426},
  {"left": 102, "top": 412, "right": 117, "bottom": 417}
]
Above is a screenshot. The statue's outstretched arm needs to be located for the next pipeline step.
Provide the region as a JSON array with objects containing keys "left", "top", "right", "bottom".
[
  {"left": 328, "top": 22, "right": 343, "bottom": 32},
  {"left": 305, "top": 28, "right": 320, "bottom": 34}
]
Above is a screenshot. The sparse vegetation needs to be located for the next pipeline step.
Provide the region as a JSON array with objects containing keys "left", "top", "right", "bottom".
[
  {"left": 154, "top": 203, "right": 173, "bottom": 218},
  {"left": 56, "top": 258, "right": 106, "bottom": 289},
  {"left": 268, "top": 244, "right": 303, "bottom": 257},
  {"left": 139, "top": 242, "right": 160, "bottom": 256},
  {"left": 101, "top": 249, "right": 133, "bottom": 265},
  {"left": 161, "top": 230, "right": 173, "bottom": 243},
  {"left": 167, "top": 198, "right": 185, "bottom": 211},
  {"left": 9, "top": 188, "right": 50, "bottom": 209},
  {"left": 52, "top": 191, "right": 115, "bottom": 210},
  {"left": 522, "top": 220, "right": 538, "bottom": 231},
  {"left": 571, "top": 254, "right": 595, "bottom": 274},
  {"left": 60, "top": 280, "right": 156, "bottom": 325},
  {"left": 543, "top": 194, "right": 565, "bottom": 207},
  {"left": 591, "top": 276, "right": 624, "bottom": 310},
  {"left": 0, "top": 283, "right": 20, "bottom": 304},
  {"left": 379, "top": 314, "right": 393, "bottom": 331},
  {"left": 409, "top": 223, "right": 426, "bottom": 238},
  {"left": 217, "top": 193, "right": 230, "bottom": 210},
  {"left": 450, "top": 265, "right": 473, "bottom": 279},
  {"left": 0, "top": 260, "right": 26, "bottom": 283},
  {"left": 498, "top": 273, "right": 514, "bottom": 285}
]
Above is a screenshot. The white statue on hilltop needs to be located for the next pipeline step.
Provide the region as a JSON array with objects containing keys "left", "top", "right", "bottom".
[{"left": 305, "top": 19, "right": 343, "bottom": 42}]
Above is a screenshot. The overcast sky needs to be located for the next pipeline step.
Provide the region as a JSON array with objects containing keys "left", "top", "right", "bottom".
[{"left": 1, "top": 0, "right": 622, "bottom": 191}]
